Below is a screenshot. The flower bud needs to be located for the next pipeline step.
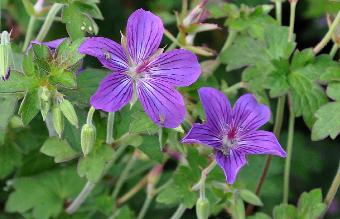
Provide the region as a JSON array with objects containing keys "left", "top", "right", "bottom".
[
  {"left": 196, "top": 197, "right": 210, "bottom": 219},
  {"left": 33, "top": 0, "right": 45, "bottom": 15},
  {"left": 38, "top": 86, "right": 51, "bottom": 121},
  {"left": 60, "top": 99, "right": 79, "bottom": 128},
  {"left": 0, "top": 31, "right": 13, "bottom": 81},
  {"left": 81, "top": 124, "right": 96, "bottom": 156},
  {"left": 52, "top": 105, "right": 64, "bottom": 138}
]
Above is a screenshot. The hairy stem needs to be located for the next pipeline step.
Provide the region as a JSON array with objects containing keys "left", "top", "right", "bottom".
[
  {"left": 36, "top": 3, "right": 63, "bottom": 42},
  {"left": 106, "top": 112, "right": 115, "bottom": 144},
  {"left": 313, "top": 12, "right": 340, "bottom": 54},
  {"left": 322, "top": 161, "right": 340, "bottom": 217},
  {"left": 283, "top": 109, "right": 295, "bottom": 204},
  {"left": 86, "top": 107, "right": 95, "bottom": 125},
  {"left": 22, "top": 16, "right": 36, "bottom": 52},
  {"left": 136, "top": 195, "right": 153, "bottom": 219},
  {"left": 111, "top": 153, "right": 137, "bottom": 200},
  {"left": 117, "top": 175, "right": 148, "bottom": 205},
  {"left": 275, "top": 0, "right": 282, "bottom": 25},
  {"left": 288, "top": 0, "right": 297, "bottom": 42},
  {"left": 192, "top": 160, "right": 217, "bottom": 192},
  {"left": 170, "top": 204, "right": 186, "bottom": 219},
  {"left": 66, "top": 143, "right": 128, "bottom": 214},
  {"left": 330, "top": 44, "right": 339, "bottom": 59}
]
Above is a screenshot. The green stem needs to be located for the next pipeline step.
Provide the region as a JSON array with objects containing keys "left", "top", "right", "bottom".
[
  {"left": 330, "top": 44, "right": 339, "bottom": 59},
  {"left": 313, "top": 12, "right": 340, "bottom": 54},
  {"left": 22, "top": 16, "right": 36, "bottom": 52},
  {"left": 158, "top": 127, "right": 163, "bottom": 151},
  {"left": 220, "top": 29, "right": 237, "bottom": 54},
  {"left": 136, "top": 195, "right": 153, "bottom": 219},
  {"left": 283, "top": 109, "right": 295, "bottom": 204},
  {"left": 86, "top": 107, "right": 95, "bottom": 125},
  {"left": 322, "top": 161, "right": 340, "bottom": 217},
  {"left": 192, "top": 160, "right": 217, "bottom": 191},
  {"left": 117, "top": 175, "right": 148, "bottom": 205},
  {"left": 223, "top": 82, "right": 245, "bottom": 94},
  {"left": 170, "top": 204, "right": 186, "bottom": 219},
  {"left": 35, "top": 3, "right": 63, "bottom": 42},
  {"left": 275, "top": 0, "right": 282, "bottom": 25},
  {"left": 66, "top": 142, "right": 128, "bottom": 214},
  {"left": 106, "top": 112, "right": 115, "bottom": 144},
  {"left": 288, "top": 0, "right": 297, "bottom": 42},
  {"left": 111, "top": 153, "right": 137, "bottom": 200}
]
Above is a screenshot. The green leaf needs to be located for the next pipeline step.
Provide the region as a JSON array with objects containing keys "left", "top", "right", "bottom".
[
  {"left": 264, "top": 25, "right": 296, "bottom": 60},
  {"left": 0, "top": 143, "right": 22, "bottom": 179},
  {"left": 0, "top": 71, "right": 37, "bottom": 93},
  {"left": 5, "top": 167, "right": 85, "bottom": 219},
  {"left": 63, "top": 3, "right": 98, "bottom": 40},
  {"left": 288, "top": 71, "right": 328, "bottom": 128},
  {"left": 312, "top": 102, "right": 340, "bottom": 141},
  {"left": 22, "top": 51, "right": 36, "bottom": 76},
  {"left": 112, "top": 206, "right": 135, "bottom": 219},
  {"left": 77, "top": 144, "right": 114, "bottom": 182},
  {"left": 242, "top": 63, "right": 273, "bottom": 93},
  {"left": 291, "top": 49, "right": 315, "bottom": 70},
  {"left": 138, "top": 136, "right": 164, "bottom": 163},
  {"left": 297, "top": 189, "right": 326, "bottom": 219},
  {"left": 326, "top": 82, "right": 340, "bottom": 101},
  {"left": 265, "top": 60, "right": 290, "bottom": 97},
  {"left": 129, "top": 111, "right": 158, "bottom": 135},
  {"left": 31, "top": 44, "right": 52, "bottom": 76},
  {"left": 55, "top": 38, "right": 85, "bottom": 69},
  {"left": 240, "top": 189, "right": 263, "bottom": 206},
  {"left": 63, "top": 68, "right": 107, "bottom": 105},
  {"left": 156, "top": 185, "right": 179, "bottom": 205},
  {"left": 40, "top": 137, "right": 79, "bottom": 163},
  {"left": 220, "top": 35, "right": 269, "bottom": 71},
  {"left": 19, "top": 90, "right": 40, "bottom": 126},
  {"left": 247, "top": 212, "right": 271, "bottom": 219},
  {"left": 0, "top": 95, "right": 17, "bottom": 145},
  {"left": 231, "top": 194, "right": 245, "bottom": 219},
  {"left": 50, "top": 65, "right": 76, "bottom": 88},
  {"left": 273, "top": 204, "right": 297, "bottom": 219}
]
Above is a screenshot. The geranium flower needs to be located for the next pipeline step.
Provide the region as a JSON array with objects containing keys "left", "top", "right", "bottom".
[
  {"left": 78, "top": 9, "right": 201, "bottom": 128},
  {"left": 182, "top": 87, "right": 286, "bottom": 184}
]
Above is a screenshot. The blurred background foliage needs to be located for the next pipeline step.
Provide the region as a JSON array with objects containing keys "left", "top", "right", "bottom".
[{"left": 0, "top": 0, "right": 339, "bottom": 219}]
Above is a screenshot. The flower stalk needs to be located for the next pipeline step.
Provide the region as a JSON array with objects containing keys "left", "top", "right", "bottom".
[
  {"left": 170, "top": 204, "right": 187, "bottom": 219},
  {"left": 283, "top": 108, "right": 295, "bottom": 204},
  {"left": 330, "top": 44, "right": 339, "bottom": 59},
  {"left": 36, "top": 3, "right": 63, "bottom": 42},
  {"left": 313, "top": 11, "right": 340, "bottom": 54},
  {"left": 106, "top": 112, "right": 115, "bottom": 144},
  {"left": 322, "top": 161, "right": 340, "bottom": 217},
  {"left": 22, "top": 16, "right": 36, "bottom": 52},
  {"left": 66, "top": 141, "right": 129, "bottom": 214}
]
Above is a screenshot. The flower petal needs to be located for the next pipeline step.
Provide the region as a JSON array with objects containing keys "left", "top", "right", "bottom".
[
  {"left": 137, "top": 79, "right": 185, "bottom": 128},
  {"left": 237, "top": 130, "right": 286, "bottom": 157},
  {"left": 147, "top": 49, "right": 201, "bottom": 86},
  {"left": 90, "top": 73, "right": 133, "bottom": 112},
  {"left": 232, "top": 94, "right": 271, "bottom": 132},
  {"left": 126, "top": 9, "right": 164, "bottom": 64},
  {"left": 198, "top": 87, "right": 232, "bottom": 133},
  {"left": 182, "top": 123, "right": 221, "bottom": 148},
  {"left": 215, "top": 150, "right": 246, "bottom": 184},
  {"left": 28, "top": 38, "right": 66, "bottom": 51},
  {"left": 78, "top": 37, "right": 129, "bottom": 72}
]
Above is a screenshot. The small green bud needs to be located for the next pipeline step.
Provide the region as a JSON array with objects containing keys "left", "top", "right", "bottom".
[
  {"left": 52, "top": 105, "right": 64, "bottom": 138},
  {"left": 0, "top": 31, "right": 13, "bottom": 81},
  {"left": 196, "top": 197, "right": 210, "bottom": 219},
  {"left": 38, "top": 86, "right": 51, "bottom": 121},
  {"left": 81, "top": 124, "right": 96, "bottom": 156},
  {"left": 60, "top": 99, "right": 79, "bottom": 128}
]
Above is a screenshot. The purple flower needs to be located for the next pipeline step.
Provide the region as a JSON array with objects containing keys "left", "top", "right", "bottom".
[
  {"left": 78, "top": 9, "right": 201, "bottom": 128},
  {"left": 28, "top": 38, "right": 66, "bottom": 52},
  {"left": 182, "top": 87, "right": 286, "bottom": 184}
]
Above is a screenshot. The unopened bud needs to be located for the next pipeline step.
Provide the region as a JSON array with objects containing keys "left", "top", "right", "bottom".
[
  {"left": 81, "top": 124, "right": 96, "bottom": 156},
  {"left": 33, "top": 0, "right": 45, "bottom": 15},
  {"left": 0, "top": 31, "right": 13, "bottom": 81},
  {"left": 38, "top": 86, "right": 51, "bottom": 120},
  {"left": 60, "top": 99, "right": 79, "bottom": 128},
  {"left": 196, "top": 197, "right": 210, "bottom": 219},
  {"left": 52, "top": 105, "right": 64, "bottom": 137},
  {"left": 183, "top": 0, "right": 209, "bottom": 26}
]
